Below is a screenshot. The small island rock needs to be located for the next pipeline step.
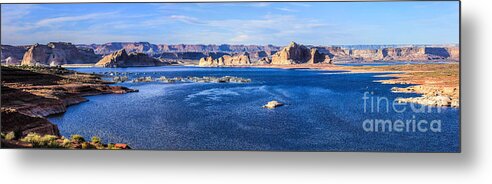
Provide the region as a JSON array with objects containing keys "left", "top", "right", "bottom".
[{"left": 262, "top": 100, "right": 284, "bottom": 109}]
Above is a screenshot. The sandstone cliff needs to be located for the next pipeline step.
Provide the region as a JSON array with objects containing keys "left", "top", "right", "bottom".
[
  {"left": 21, "top": 42, "right": 100, "bottom": 66},
  {"left": 271, "top": 42, "right": 332, "bottom": 65},
  {"left": 95, "top": 49, "right": 163, "bottom": 67},
  {"left": 198, "top": 52, "right": 251, "bottom": 66}
]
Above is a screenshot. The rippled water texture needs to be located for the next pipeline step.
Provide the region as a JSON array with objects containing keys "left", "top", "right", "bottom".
[{"left": 49, "top": 66, "right": 460, "bottom": 152}]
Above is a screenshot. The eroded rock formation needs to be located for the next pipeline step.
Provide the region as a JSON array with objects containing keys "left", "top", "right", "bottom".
[
  {"left": 199, "top": 52, "right": 251, "bottom": 66},
  {"left": 95, "top": 49, "right": 163, "bottom": 67},
  {"left": 271, "top": 42, "right": 332, "bottom": 65},
  {"left": 21, "top": 42, "right": 100, "bottom": 66}
]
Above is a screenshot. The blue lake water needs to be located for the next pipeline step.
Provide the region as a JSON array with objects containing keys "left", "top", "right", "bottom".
[{"left": 49, "top": 66, "right": 460, "bottom": 152}]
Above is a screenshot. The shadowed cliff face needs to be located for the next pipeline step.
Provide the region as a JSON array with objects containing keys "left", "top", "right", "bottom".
[{"left": 0, "top": 45, "right": 28, "bottom": 65}]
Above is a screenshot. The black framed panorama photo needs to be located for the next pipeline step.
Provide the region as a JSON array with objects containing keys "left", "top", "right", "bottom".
[{"left": 0, "top": 1, "right": 460, "bottom": 152}]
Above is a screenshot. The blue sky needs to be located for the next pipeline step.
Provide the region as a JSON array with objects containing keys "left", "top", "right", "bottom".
[{"left": 1, "top": 2, "right": 459, "bottom": 46}]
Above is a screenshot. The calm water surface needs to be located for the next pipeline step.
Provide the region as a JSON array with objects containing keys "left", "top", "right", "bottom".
[{"left": 49, "top": 66, "right": 459, "bottom": 152}]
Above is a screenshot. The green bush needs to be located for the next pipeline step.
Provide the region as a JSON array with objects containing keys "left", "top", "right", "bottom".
[
  {"left": 4, "top": 132, "right": 15, "bottom": 140},
  {"left": 91, "top": 136, "right": 101, "bottom": 144},
  {"left": 70, "top": 134, "right": 85, "bottom": 143}
]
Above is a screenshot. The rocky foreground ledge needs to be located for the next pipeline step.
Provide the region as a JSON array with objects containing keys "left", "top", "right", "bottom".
[{"left": 1, "top": 66, "right": 136, "bottom": 149}]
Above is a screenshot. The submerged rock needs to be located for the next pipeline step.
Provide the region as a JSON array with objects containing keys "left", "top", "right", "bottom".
[
  {"left": 113, "top": 76, "right": 128, "bottom": 83},
  {"left": 132, "top": 76, "right": 153, "bottom": 83},
  {"left": 262, "top": 100, "right": 284, "bottom": 109},
  {"left": 156, "top": 76, "right": 251, "bottom": 83}
]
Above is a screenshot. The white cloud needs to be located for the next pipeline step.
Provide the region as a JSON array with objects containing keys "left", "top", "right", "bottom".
[
  {"left": 229, "top": 34, "right": 251, "bottom": 43},
  {"left": 276, "top": 7, "right": 298, "bottom": 12},
  {"left": 154, "top": 14, "right": 337, "bottom": 45},
  {"left": 168, "top": 15, "right": 205, "bottom": 25},
  {"left": 35, "top": 12, "right": 118, "bottom": 27},
  {"left": 250, "top": 3, "right": 271, "bottom": 7}
]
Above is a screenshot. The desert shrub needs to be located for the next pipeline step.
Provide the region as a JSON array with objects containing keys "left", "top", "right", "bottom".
[
  {"left": 20, "top": 133, "right": 61, "bottom": 148},
  {"left": 71, "top": 134, "right": 85, "bottom": 143},
  {"left": 81, "top": 142, "right": 88, "bottom": 149},
  {"left": 91, "top": 136, "right": 101, "bottom": 144},
  {"left": 4, "top": 132, "right": 15, "bottom": 140},
  {"left": 41, "top": 135, "right": 59, "bottom": 148},
  {"left": 41, "top": 135, "right": 57, "bottom": 142},
  {"left": 107, "top": 143, "right": 115, "bottom": 149},
  {"left": 81, "top": 142, "right": 94, "bottom": 149},
  {"left": 61, "top": 138, "right": 72, "bottom": 148},
  {"left": 20, "top": 133, "right": 42, "bottom": 144}
]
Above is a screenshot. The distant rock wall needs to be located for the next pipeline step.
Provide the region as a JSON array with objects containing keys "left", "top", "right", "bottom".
[
  {"left": 346, "top": 47, "right": 460, "bottom": 62},
  {"left": 78, "top": 42, "right": 282, "bottom": 55}
]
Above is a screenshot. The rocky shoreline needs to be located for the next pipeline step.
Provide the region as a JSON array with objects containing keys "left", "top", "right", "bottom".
[{"left": 1, "top": 66, "right": 136, "bottom": 149}]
